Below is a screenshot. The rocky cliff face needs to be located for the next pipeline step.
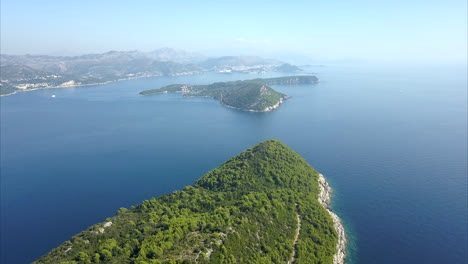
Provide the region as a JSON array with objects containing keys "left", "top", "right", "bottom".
[{"left": 318, "top": 174, "right": 347, "bottom": 264}]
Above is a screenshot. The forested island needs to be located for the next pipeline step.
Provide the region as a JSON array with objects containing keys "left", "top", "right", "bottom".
[
  {"left": 35, "top": 139, "right": 345, "bottom": 264},
  {"left": 140, "top": 76, "right": 318, "bottom": 112}
]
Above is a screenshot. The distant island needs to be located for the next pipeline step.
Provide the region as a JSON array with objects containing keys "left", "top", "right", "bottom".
[
  {"left": 34, "top": 139, "right": 346, "bottom": 264},
  {"left": 0, "top": 48, "right": 305, "bottom": 96},
  {"left": 140, "top": 76, "right": 318, "bottom": 112}
]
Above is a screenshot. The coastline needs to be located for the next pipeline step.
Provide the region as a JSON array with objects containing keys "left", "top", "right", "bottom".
[
  {"left": 0, "top": 79, "right": 123, "bottom": 97},
  {"left": 142, "top": 90, "right": 289, "bottom": 113},
  {"left": 0, "top": 73, "right": 200, "bottom": 97},
  {"left": 220, "top": 96, "right": 288, "bottom": 112},
  {"left": 318, "top": 173, "right": 347, "bottom": 264}
]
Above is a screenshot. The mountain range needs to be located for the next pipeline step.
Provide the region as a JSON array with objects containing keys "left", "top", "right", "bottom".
[{"left": 0, "top": 48, "right": 303, "bottom": 95}]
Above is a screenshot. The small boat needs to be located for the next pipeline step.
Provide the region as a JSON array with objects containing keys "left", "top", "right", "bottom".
[{"left": 51, "top": 95, "right": 56, "bottom": 98}]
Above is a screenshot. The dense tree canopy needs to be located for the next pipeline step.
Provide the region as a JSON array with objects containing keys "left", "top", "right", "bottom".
[{"left": 35, "top": 139, "right": 337, "bottom": 264}]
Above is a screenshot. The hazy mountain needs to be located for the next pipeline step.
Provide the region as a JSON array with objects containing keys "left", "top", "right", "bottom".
[
  {"left": 0, "top": 64, "right": 55, "bottom": 80},
  {"left": 199, "top": 56, "right": 282, "bottom": 69},
  {"left": 273, "top": 63, "right": 303, "bottom": 73},
  {"left": 146, "top": 47, "right": 207, "bottom": 63},
  {"left": 0, "top": 49, "right": 302, "bottom": 95},
  {"left": 0, "top": 80, "right": 19, "bottom": 95}
]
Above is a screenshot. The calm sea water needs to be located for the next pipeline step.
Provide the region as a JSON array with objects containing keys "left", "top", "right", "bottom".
[{"left": 1, "top": 64, "right": 467, "bottom": 264}]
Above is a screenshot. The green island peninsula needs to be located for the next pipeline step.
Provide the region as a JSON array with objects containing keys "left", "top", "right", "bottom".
[
  {"left": 35, "top": 139, "right": 346, "bottom": 264},
  {"left": 139, "top": 76, "right": 318, "bottom": 112}
]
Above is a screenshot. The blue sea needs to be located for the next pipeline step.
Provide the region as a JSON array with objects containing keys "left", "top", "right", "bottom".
[{"left": 1, "top": 63, "right": 467, "bottom": 264}]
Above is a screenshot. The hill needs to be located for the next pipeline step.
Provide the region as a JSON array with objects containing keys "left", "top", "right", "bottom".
[
  {"left": 147, "top": 48, "right": 207, "bottom": 64},
  {"left": 273, "top": 63, "right": 303, "bottom": 73},
  {"left": 139, "top": 76, "right": 318, "bottom": 112},
  {"left": 0, "top": 80, "right": 19, "bottom": 95},
  {"left": 0, "top": 49, "right": 305, "bottom": 96},
  {"left": 34, "top": 140, "right": 341, "bottom": 264},
  {"left": 198, "top": 56, "right": 282, "bottom": 69}
]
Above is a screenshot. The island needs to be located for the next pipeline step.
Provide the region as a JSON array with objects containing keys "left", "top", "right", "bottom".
[
  {"left": 34, "top": 139, "right": 346, "bottom": 264},
  {"left": 140, "top": 76, "right": 318, "bottom": 112}
]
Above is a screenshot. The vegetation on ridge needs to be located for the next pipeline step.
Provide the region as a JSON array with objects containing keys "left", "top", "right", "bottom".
[
  {"left": 139, "top": 76, "right": 318, "bottom": 112},
  {"left": 34, "top": 139, "right": 337, "bottom": 264}
]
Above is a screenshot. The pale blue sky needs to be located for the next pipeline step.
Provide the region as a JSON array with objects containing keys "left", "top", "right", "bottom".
[{"left": 1, "top": 0, "right": 467, "bottom": 63}]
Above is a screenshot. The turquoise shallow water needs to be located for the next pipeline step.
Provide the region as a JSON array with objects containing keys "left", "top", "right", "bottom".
[{"left": 1, "top": 64, "right": 467, "bottom": 264}]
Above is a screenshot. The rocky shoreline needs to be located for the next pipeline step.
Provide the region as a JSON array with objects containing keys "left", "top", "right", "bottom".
[
  {"left": 220, "top": 96, "right": 287, "bottom": 112},
  {"left": 318, "top": 173, "right": 347, "bottom": 264}
]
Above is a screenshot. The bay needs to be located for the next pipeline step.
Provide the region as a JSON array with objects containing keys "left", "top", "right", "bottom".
[{"left": 1, "top": 64, "right": 466, "bottom": 264}]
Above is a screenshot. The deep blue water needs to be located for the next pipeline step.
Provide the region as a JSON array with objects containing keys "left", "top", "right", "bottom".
[{"left": 1, "top": 64, "right": 467, "bottom": 264}]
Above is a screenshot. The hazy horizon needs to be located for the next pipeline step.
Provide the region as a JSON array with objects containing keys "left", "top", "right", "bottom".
[{"left": 1, "top": 0, "right": 467, "bottom": 64}]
